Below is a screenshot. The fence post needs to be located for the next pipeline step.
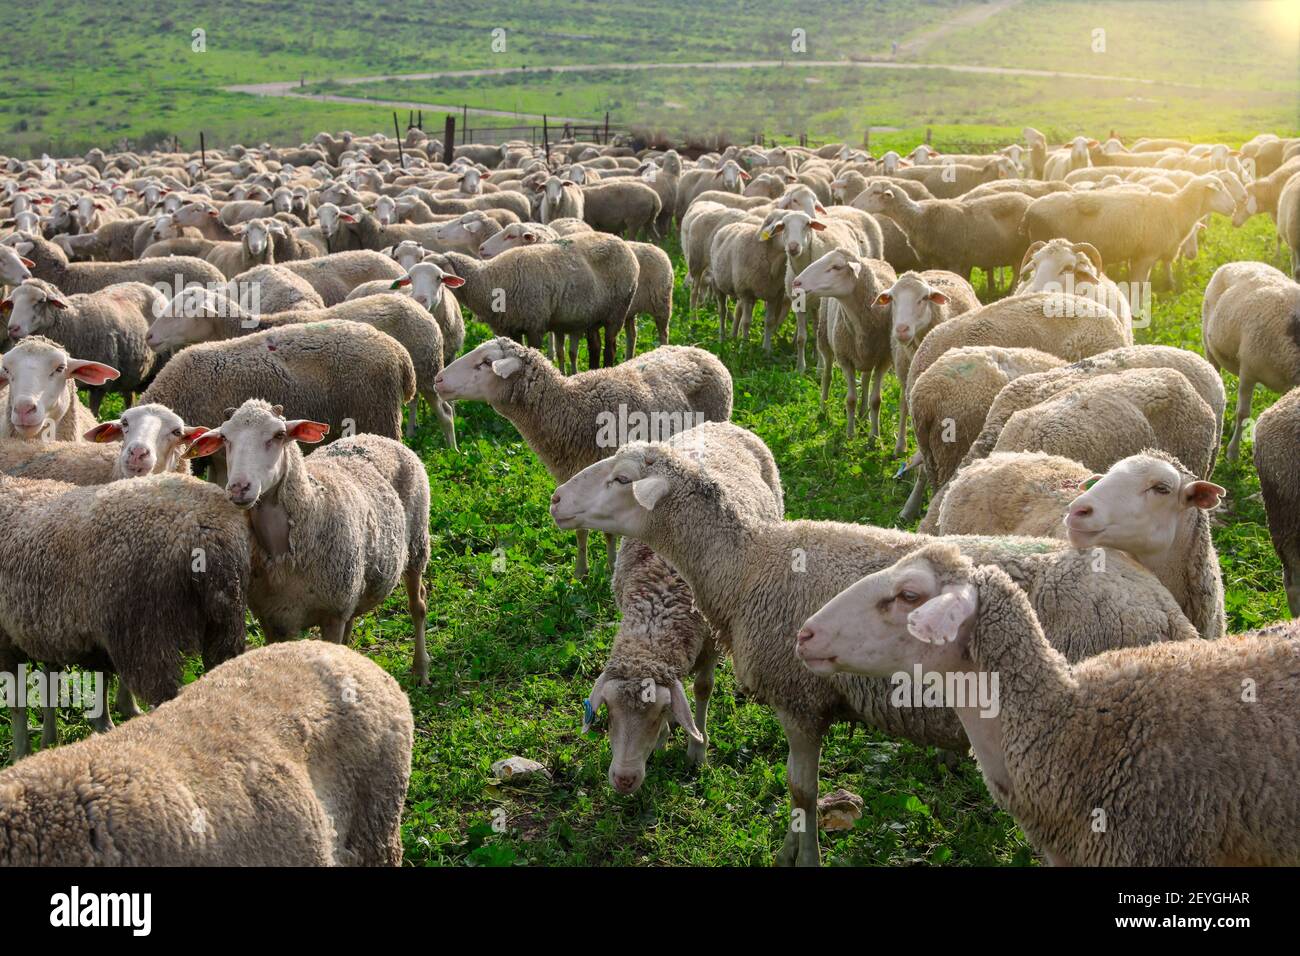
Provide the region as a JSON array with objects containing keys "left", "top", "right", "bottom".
[
  {"left": 462, "top": 105, "right": 468, "bottom": 144},
  {"left": 393, "top": 112, "right": 405, "bottom": 168},
  {"left": 604, "top": 111, "right": 610, "bottom": 144},
  {"left": 864, "top": 128, "right": 870, "bottom": 152},
  {"left": 925, "top": 127, "right": 932, "bottom": 145},
  {"left": 543, "top": 114, "right": 550, "bottom": 169},
  {"left": 443, "top": 116, "right": 455, "bottom": 164},
  {"left": 200, "top": 131, "right": 207, "bottom": 172}
]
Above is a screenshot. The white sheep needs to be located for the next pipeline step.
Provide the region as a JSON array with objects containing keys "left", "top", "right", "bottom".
[{"left": 0, "top": 336, "right": 115, "bottom": 442}]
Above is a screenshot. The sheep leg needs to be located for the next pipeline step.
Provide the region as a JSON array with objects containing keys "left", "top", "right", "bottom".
[
  {"left": 624, "top": 314, "right": 638, "bottom": 362},
  {"left": 686, "top": 646, "right": 719, "bottom": 767},
  {"left": 320, "top": 617, "right": 351, "bottom": 644},
  {"left": 115, "top": 678, "right": 141, "bottom": 720},
  {"left": 602, "top": 321, "right": 617, "bottom": 368},
  {"left": 763, "top": 297, "right": 789, "bottom": 357},
  {"left": 604, "top": 533, "right": 618, "bottom": 575},
  {"left": 10, "top": 707, "right": 30, "bottom": 762},
  {"left": 1226, "top": 375, "right": 1255, "bottom": 462},
  {"left": 656, "top": 314, "right": 669, "bottom": 348},
  {"left": 124, "top": 391, "right": 135, "bottom": 410},
  {"left": 575, "top": 530, "right": 589, "bottom": 578},
  {"left": 894, "top": 382, "right": 910, "bottom": 457},
  {"left": 900, "top": 463, "right": 928, "bottom": 523},
  {"left": 435, "top": 397, "right": 457, "bottom": 450},
  {"left": 567, "top": 334, "right": 580, "bottom": 374},
  {"left": 1129, "top": 257, "right": 1156, "bottom": 286},
  {"left": 88, "top": 387, "right": 105, "bottom": 418},
  {"left": 818, "top": 353, "right": 832, "bottom": 413},
  {"left": 867, "top": 366, "right": 884, "bottom": 440},
  {"left": 405, "top": 567, "right": 429, "bottom": 686},
  {"left": 858, "top": 371, "right": 870, "bottom": 417},
  {"left": 775, "top": 711, "right": 823, "bottom": 868},
  {"left": 793, "top": 307, "right": 808, "bottom": 373},
  {"left": 984, "top": 266, "right": 998, "bottom": 298},
  {"left": 40, "top": 707, "right": 58, "bottom": 748},
  {"left": 404, "top": 398, "right": 418, "bottom": 439},
  {"left": 841, "top": 361, "right": 858, "bottom": 440}
]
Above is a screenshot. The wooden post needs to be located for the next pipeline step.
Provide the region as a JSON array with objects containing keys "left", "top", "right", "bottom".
[
  {"left": 462, "top": 105, "right": 468, "bottom": 144},
  {"left": 604, "top": 111, "right": 610, "bottom": 145},
  {"left": 543, "top": 114, "right": 550, "bottom": 169},
  {"left": 925, "top": 127, "right": 932, "bottom": 145},
  {"left": 393, "top": 112, "right": 405, "bottom": 168},
  {"left": 864, "top": 128, "right": 870, "bottom": 151},
  {"left": 443, "top": 116, "right": 455, "bottom": 164},
  {"left": 200, "top": 131, "right": 207, "bottom": 172}
]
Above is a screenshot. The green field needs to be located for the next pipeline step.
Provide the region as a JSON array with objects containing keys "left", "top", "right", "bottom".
[{"left": 1, "top": 206, "right": 1289, "bottom": 864}]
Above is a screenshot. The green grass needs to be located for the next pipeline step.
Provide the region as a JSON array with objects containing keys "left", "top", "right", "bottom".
[{"left": 1, "top": 207, "right": 1289, "bottom": 865}]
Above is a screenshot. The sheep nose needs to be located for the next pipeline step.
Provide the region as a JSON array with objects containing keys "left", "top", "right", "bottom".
[
  {"left": 7, "top": 325, "right": 19, "bottom": 337},
  {"left": 15, "top": 400, "right": 37, "bottom": 417},
  {"left": 227, "top": 479, "right": 252, "bottom": 501},
  {"left": 897, "top": 325, "right": 911, "bottom": 338},
  {"left": 796, "top": 626, "right": 815, "bottom": 646},
  {"left": 1070, "top": 504, "right": 1093, "bottom": 519},
  {"left": 550, "top": 491, "right": 562, "bottom": 506},
  {"left": 792, "top": 279, "right": 802, "bottom": 289},
  {"left": 127, "top": 444, "right": 150, "bottom": 463},
  {"left": 612, "top": 774, "right": 638, "bottom": 793}
]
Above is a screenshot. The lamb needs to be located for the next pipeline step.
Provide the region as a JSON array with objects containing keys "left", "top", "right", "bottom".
[
  {"left": 854, "top": 183, "right": 1031, "bottom": 293},
  {"left": 1, "top": 403, "right": 203, "bottom": 483},
  {"left": 937, "top": 450, "right": 1226, "bottom": 639},
  {"left": 1022, "top": 175, "right": 1236, "bottom": 282},
  {"left": 2, "top": 231, "right": 225, "bottom": 295},
  {"left": 588, "top": 421, "right": 783, "bottom": 793},
  {"left": 3, "top": 279, "right": 163, "bottom": 414},
  {"left": 875, "top": 270, "right": 980, "bottom": 456},
  {"left": 790, "top": 250, "right": 895, "bottom": 440},
  {"left": 0, "top": 471, "right": 251, "bottom": 759},
  {"left": 549, "top": 436, "right": 1198, "bottom": 866},
  {"left": 429, "top": 234, "right": 638, "bottom": 367},
  {"left": 187, "top": 399, "right": 432, "bottom": 683},
  {"left": 580, "top": 180, "right": 663, "bottom": 238},
  {"left": 1255, "top": 386, "right": 1300, "bottom": 616},
  {"left": 0, "top": 336, "right": 112, "bottom": 442},
  {"left": 1013, "top": 238, "right": 1134, "bottom": 337},
  {"left": 259, "top": 249, "right": 403, "bottom": 306},
  {"left": 795, "top": 542, "right": 1300, "bottom": 866},
  {"left": 140, "top": 321, "right": 416, "bottom": 455},
  {"left": 1201, "top": 261, "right": 1300, "bottom": 461},
  {"left": 0, "top": 641, "right": 412, "bottom": 864},
  {"left": 434, "top": 337, "right": 732, "bottom": 577}
]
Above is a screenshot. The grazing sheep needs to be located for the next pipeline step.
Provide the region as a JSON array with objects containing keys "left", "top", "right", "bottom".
[
  {"left": 430, "top": 233, "right": 638, "bottom": 367},
  {"left": 140, "top": 321, "right": 416, "bottom": 455},
  {"left": 791, "top": 250, "right": 896, "bottom": 440},
  {"left": 0, "top": 336, "right": 112, "bottom": 441},
  {"left": 796, "top": 542, "right": 1300, "bottom": 866},
  {"left": 589, "top": 422, "right": 782, "bottom": 794},
  {"left": 0, "top": 471, "right": 251, "bottom": 759},
  {"left": 1201, "top": 261, "right": 1300, "bottom": 461},
  {"left": 3, "top": 231, "right": 224, "bottom": 295},
  {"left": 938, "top": 450, "right": 1226, "bottom": 639},
  {"left": 3, "top": 279, "right": 162, "bottom": 414},
  {"left": 267, "top": 249, "right": 404, "bottom": 306},
  {"left": 1255, "top": 386, "right": 1300, "bottom": 617},
  {"left": 1022, "top": 175, "right": 1236, "bottom": 282},
  {"left": 435, "top": 337, "right": 732, "bottom": 577},
  {"left": 580, "top": 180, "right": 663, "bottom": 238},
  {"left": 0, "top": 641, "right": 412, "bottom": 865},
  {"left": 550, "top": 436, "right": 1198, "bottom": 866},
  {"left": 187, "top": 399, "right": 432, "bottom": 683},
  {"left": 149, "top": 287, "right": 454, "bottom": 446}
]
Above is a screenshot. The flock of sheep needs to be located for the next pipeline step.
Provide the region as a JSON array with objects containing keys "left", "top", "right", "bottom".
[{"left": 0, "top": 121, "right": 1297, "bottom": 867}]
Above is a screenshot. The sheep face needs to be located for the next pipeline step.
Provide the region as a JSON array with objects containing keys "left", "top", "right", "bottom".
[
  {"left": 458, "top": 168, "right": 483, "bottom": 194},
  {"left": 190, "top": 400, "right": 328, "bottom": 508},
  {"left": 4, "top": 283, "right": 67, "bottom": 339},
  {"left": 713, "top": 160, "right": 749, "bottom": 192},
  {"left": 386, "top": 239, "right": 430, "bottom": 271},
  {"left": 374, "top": 195, "right": 398, "bottom": 226},
  {"left": 433, "top": 338, "right": 523, "bottom": 404},
  {"left": 150, "top": 214, "right": 183, "bottom": 243},
  {"left": 85, "top": 403, "right": 206, "bottom": 477},
  {"left": 271, "top": 188, "right": 294, "bottom": 214},
  {"left": 147, "top": 288, "right": 228, "bottom": 350},
  {"left": 795, "top": 549, "right": 976, "bottom": 678},
  {"left": 434, "top": 215, "right": 487, "bottom": 252},
  {"left": 0, "top": 338, "right": 118, "bottom": 438},
  {"left": 1197, "top": 176, "right": 1237, "bottom": 217},
  {"left": 791, "top": 249, "right": 861, "bottom": 298},
  {"left": 765, "top": 212, "right": 825, "bottom": 258},
  {"left": 1064, "top": 454, "right": 1223, "bottom": 558},
  {"left": 239, "top": 219, "right": 280, "bottom": 259},
  {"left": 0, "top": 246, "right": 35, "bottom": 285},
  {"left": 855, "top": 183, "right": 900, "bottom": 215},
  {"left": 173, "top": 201, "right": 218, "bottom": 229},
  {"left": 774, "top": 184, "right": 824, "bottom": 216},
  {"left": 584, "top": 672, "right": 701, "bottom": 795},
  {"left": 479, "top": 223, "right": 541, "bottom": 258},
  {"left": 876, "top": 274, "right": 947, "bottom": 345},
  {"left": 397, "top": 262, "right": 464, "bottom": 313},
  {"left": 1018, "top": 240, "right": 1104, "bottom": 293},
  {"left": 550, "top": 447, "right": 668, "bottom": 538}
]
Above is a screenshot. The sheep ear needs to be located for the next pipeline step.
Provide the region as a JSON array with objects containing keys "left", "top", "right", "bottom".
[
  {"left": 440, "top": 273, "right": 465, "bottom": 288},
  {"left": 491, "top": 356, "right": 522, "bottom": 379},
  {"left": 181, "top": 425, "right": 209, "bottom": 445},
  {"left": 286, "top": 419, "right": 329, "bottom": 444},
  {"left": 907, "top": 584, "right": 977, "bottom": 645},
  {"left": 19, "top": 256, "right": 34, "bottom": 268},
  {"left": 183, "top": 430, "right": 224, "bottom": 459},
  {"left": 390, "top": 276, "right": 412, "bottom": 289},
  {"left": 84, "top": 420, "right": 124, "bottom": 443},
  {"left": 666, "top": 679, "right": 703, "bottom": 743},
  {"left": 46, "top": 295, "right": 68, "bottom": 309},
  {"left": 1184, "top": 480, "right": 1225, "bottom": 510},
  {"left": 926, "top": 291, "right": 948, "bottom": 305},
  {"left": 810, "top": 219, "right": 827, "bottom": 231},
  {"left": 1077, "top": 474, "right": 1103, "bottom": 492},
  {"left": 846, "top": 258, "right": 862, "bottom": 277},
  {"left": 582, "top": 673, "right": 610, "bottom": 733},
  {"left": 631, "top": 474, "right": 670, "bottom": 511},
  {"left": 67, "top": 359, "right": 119, "bottom": 386}
]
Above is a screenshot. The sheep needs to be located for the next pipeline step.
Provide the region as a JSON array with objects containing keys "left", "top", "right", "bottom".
[
  {"left": 709, "top": 218, "right": 789, "bottom": 355},
  {"left": 202, "top": 218, "right": 285, "bottom": 279},
  {"left": 0, "top": 336, "right": 112, "bottom": 442},
  {"left": 937, "top": 450, "right": 1226, "bottom": 639},
  {"left": 854, "top": 183, "right": 1031, "bottom": 293},
  {"left": 906, "top": 346, "right": 1068, "bottom": 521},
  {"left": 962, "top": 178, "right": 1071, "bottom": 201},
  {"left": 1232, "top": 157, "right": 1300, "bottom": 228},
  {"left": 580, "top": 180, "right": 663, "bottom": 239},
  {"left": 476, "top": 219, "right": 593, "bottom": 259},
  {"left": 430, "top": 209, "right": 505, "bottom": 254},
  {"left": 540, "top": 176, "right": 585, "bottom": 224},
  {"left": 1201, "top": 261, "right": 1300, "bottom": 461},
  {"left": 674, "top": 160, "right": 749, "bottom": 223},
  {"left": 3, "top": 279, "right": 162, "bottom": 414},
  {"left": 149, "top": 287, "right": 452, "bottom": 446},
  {"left": 679, "top": 202, "right": 759, "bottom": 316},
  {"left": 2, "top": 231, "right": 225, "bottom": 295},
  {"left": 0, "top": 641, "right": 412, "bottom": 864},
  {"left": 622, "top": 241, "right": 673, "bottom": 358},
  {"left": 1042, "top": 136, "right": 1093, "bottom": 180},
  {"left": 434, "top": 337, "right": 732, "bottom": 577},
  {"left": 140, "top": 321, "right": 416, "bottom": 464},
  {"left": 796, "top": 541, "right": 1300, "bottom": 866},
  {"left": 589, "top": 421, "right": 783, "bottom": 793},
  {"left": 1279, "top": 173, "right": 1300, "bottom": 280},
  {"left": 1022, "top": 175, "right": 1236, "bottom": 282},
  {"left": 1013, "top": 238, "right": 1134, "bottom": 337},
  {"left": 0, "top": 471, "right": 251, "bottom": 759},
  {"left": 0, "top": 402, "right": 203, "bottom": 483},
  {"left": 790, "top": 250, "right": 895, "bottom": 440},
  {"left": 874, "top": 270, "right": 980, "bottom": 456},
  {"left": 893, "top": 160, "right": 1012, "bottom": 199},
  {"left": 187, "top": 399, "right": 431, "bottom": 683},
  {"left": 390, "top": 260, "right": 467, "bottom": 364},
  {"left": 429, "top": 234, "right": 638, "bottom": 367},
  {"left": 1255, "top": 386, "right": 1300, "bottom": 616},
  {"left": 549, "top": 435, "right": 1198, "bottom": 867},
  {"left": 227, "top": 263, "right": 326, "bottom": 315},
  {"left": 261, "top": 249, "right": 403, "bottom": 306}
]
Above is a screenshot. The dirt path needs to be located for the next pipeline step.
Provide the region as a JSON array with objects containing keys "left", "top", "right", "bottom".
[{"left": 894, "top": 0, "right": 1022, "bottom": 58}]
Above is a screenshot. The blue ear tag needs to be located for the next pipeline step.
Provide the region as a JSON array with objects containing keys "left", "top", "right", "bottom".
[
  {"left": 894, "top": 460, "right": 911, "bottom": 479},
  {"left": 583, "top": 698, "right": 595, "bottom": 728}
]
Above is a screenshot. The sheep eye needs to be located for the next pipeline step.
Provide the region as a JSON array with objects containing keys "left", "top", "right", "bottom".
[
  {"left": 613, "top": 475, "right": 631, "bottom": 485},
  {"left": 53, "top": 364, "right": 66, "bottom": 375},
  {"left": 171, "top": 427, "right": 182, "bottom": 437},
  {"left": 1151, "top": 484, "right": 1171, "bottom": 495},
  {"left": 898, "top": 590, "right": 921, "bottom": 603}
]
